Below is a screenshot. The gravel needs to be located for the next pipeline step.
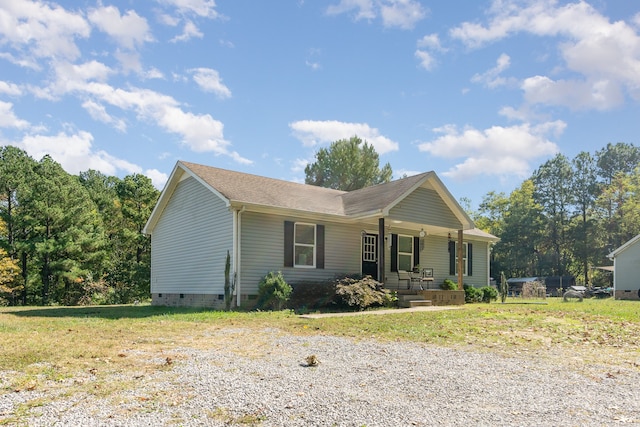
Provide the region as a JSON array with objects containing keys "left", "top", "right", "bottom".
[{"left": 2, "top": 328, "right": 640, "bottom": 426}]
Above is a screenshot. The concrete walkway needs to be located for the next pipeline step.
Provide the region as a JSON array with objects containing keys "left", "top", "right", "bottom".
[{"left": 299, "top": 305, "right": 463, "bottom": 319}]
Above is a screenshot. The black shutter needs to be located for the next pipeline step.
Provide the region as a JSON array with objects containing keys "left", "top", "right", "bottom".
[
  {"left": 413, "top": 236, "right": 420, "bottom": 269},
  {"left": 284, "top": 221, "right": 294, "bottom": 267},
  {"left": 390, "top": 234, "right": 398, "bottom": 272},
  {"left": 449, "top": 240, "right": 456, "bottom": 275},
  {"left": 316, "top": 225, "right": 325, "bottom": 269},
  {"left": 468, "top": 243, "right": 473, "bottom": 276}
]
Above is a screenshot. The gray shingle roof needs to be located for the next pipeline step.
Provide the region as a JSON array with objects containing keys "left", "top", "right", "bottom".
[{"left": 180, "top": 161, "right": 430, "bottom": 217}]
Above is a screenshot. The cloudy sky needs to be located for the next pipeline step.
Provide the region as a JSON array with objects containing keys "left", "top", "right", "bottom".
[{"left": 1, "top": 0, "right": 639, "bottom": 207}]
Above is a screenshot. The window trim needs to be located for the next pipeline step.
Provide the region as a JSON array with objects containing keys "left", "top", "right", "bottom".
[{"left": 293, "top": 222, "right": 316, "bottom": 268}]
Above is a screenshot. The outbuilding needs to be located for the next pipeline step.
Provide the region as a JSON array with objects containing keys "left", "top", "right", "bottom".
[{"left": 608, "top": 234, "right": 640, "bottom": 300}]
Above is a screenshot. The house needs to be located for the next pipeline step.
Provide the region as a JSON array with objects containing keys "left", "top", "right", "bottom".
[
  {"left": 143, "top": 161, "right": 499, "bottom": 308},
  {"left": 608, "top": 234, "right": 640, "bottom": 300}
]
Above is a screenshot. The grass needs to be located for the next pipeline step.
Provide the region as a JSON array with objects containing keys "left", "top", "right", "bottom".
[
  {"left": 1, "top": 299, "right": 639, "bottom": 369},
  {"left": 1, "top": 298, "right": 639, "bottom": 416}
]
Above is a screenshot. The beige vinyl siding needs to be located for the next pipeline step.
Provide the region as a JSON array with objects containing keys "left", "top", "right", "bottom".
[
  {"left": 239, "top": 212, "right": 362, "bottom": 294},
  {"left": 151, "top": 176, "right": 232, "bottom": 294},
  {"left": 614, "top": 241, "right": 640, "bottom": 292},
  {"left": 389, "top": 187, "right": 462, "bottom": 230}
]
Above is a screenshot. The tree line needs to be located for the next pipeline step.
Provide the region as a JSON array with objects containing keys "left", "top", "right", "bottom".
[
  {"left": 471, "top": 142, "right": 640, "bottom": 286},
  {"left": 1, "top": 139, "right": 637, "bottom": 305},
  {"left": 0, "top": 146, "right": 159, "bottom": 306}
]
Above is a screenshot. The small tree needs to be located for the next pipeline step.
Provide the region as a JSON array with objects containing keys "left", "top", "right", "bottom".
[
  {"left": 500, "top": 271, "right": 508, "bottom": 303},
  {"left": 257, "top": 271, "right": 292, "bottom": 310},
  {"left": 224, "top": 250, "right": 235, "bottom": 311}
]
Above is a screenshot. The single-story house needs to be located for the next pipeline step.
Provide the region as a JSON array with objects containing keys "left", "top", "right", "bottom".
[
  {"left": 143, "top": 161, "right": 499, "bottom": 308},
  {"left": 608, "top": 234, "right": 640, "bottom": 300}
]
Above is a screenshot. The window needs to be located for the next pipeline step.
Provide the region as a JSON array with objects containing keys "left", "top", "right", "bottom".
[
  {"left": 284, "top": 221, "right": 324, "bottom": 269},
  {"left": 456, "top": 242, "right": 468, "bottom": 276},
  {"left": 294, "top": 223, "right": 316, "bottom": 267},
  {"left": 397, "top": 235, "right": 413, "bottom": 271},
  {"left": 449, "top": 240, "right": 473, "bottom": 276}
]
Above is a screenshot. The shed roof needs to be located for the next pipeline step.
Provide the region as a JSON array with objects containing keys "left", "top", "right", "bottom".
[{"left": 608, "top": 234, "right": 640, "bottom": 259}]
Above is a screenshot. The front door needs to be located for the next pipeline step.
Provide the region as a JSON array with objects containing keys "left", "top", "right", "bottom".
[{"left": 362, "top": 233, "right": 378, "bottom": 280}]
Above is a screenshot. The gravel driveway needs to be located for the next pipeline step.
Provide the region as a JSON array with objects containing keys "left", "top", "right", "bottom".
[{"left": 2, "top": 327, "right": 639, "bottom": 426}]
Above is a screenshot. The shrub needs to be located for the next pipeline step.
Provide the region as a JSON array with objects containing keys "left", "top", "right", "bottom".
[
  {"left": 288, "top": 279, "right": 338, "bottom": 311},
  {"left": 257, "top": 271, "right": 292, "bottom": 310},
  {"left": 522, "top": 280, "right": 546, "bottom": 299},
  {"left": 480, "top": 286, "right": 498, "bottom": 303},
  {"left": 440, "top": 279, "right": 458, "bottom": 290},
  {"left": 334, "top": 275, "right": 395, "bottom": 311},
  {"left": 463, "top": 284, "right": 482, "bottom": 303}
]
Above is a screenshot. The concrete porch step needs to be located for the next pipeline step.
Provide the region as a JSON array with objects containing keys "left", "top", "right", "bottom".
[
  {"left": 396, "top": 292, "right": 432, "bottom": 308},
  {"left": 408, "top": 299, "right": 432, "bottom": 308}
]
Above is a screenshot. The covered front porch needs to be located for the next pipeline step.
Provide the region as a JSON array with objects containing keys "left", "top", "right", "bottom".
[{"left": 360, "top": 216, "right": 471, "bottom": 291}]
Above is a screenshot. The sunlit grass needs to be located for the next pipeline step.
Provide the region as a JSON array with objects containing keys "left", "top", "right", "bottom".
[{"left": 1, "top": 298, "right": 639, "bottom": 383}]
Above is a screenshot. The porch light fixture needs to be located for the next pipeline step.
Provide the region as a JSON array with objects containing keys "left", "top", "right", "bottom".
[
  {"left": 361, "top": 230, "right": 367, "bottom": 237},
  {"left": 419, "top": 228, "right": 426, "bottom": 238}
]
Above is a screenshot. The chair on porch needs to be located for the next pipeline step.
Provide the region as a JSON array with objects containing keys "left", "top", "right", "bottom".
[
  {"left": 397, "top": 270, "right": 412, "bottom": 290},
  {"left": 410, "top": 268, "right": 435, "bottom": 290}
]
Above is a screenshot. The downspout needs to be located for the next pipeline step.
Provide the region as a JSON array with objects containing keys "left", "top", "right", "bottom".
[{"left": 233, "top": 206, "right": 246, "bottom": 308}]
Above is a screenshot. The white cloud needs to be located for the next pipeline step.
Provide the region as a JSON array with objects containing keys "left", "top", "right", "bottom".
[
  {"left": 170, "top": 20, "right": 204, "bottom": 42},
  {"left": 417, "top": 34, "right": 443, "bottom": 50},
  {"left": 0, "top": 0, "right": 90, "bottom": 63},
  {"left": 82, "top": 100, "right": 127, "bottom": 132},
  {"left": 88, "top": 6, "right": 153, "bottom": 50},
  {"left": 326, "top": 0, "right": 425, "bottom": 29},
  {"left": 326, "top": 0, "right": 375, "bottom": 21},
  {"left": 305, "top": 60, "right": 321, "bottom": 70},
  {"left": 522, "top": 75, "right": 624, "bottom": 111},
  {"left": 189, "top": 67, "right": 231, "bottom": 98},
  {"left": 415, "top": 49, "right": 436, "bottom": 71},
  {"left": 379, "top": 0, "right": 426, "bottom": 30},
  {"left": 289, "top": 120, "right": 399, "bottom": 154},
  {"left": 0, "top": 81, "right": 22, "bottom": 96},
  {"left": 142, "top": 67, "right": 165, "bottom": 80},
  {"left": 291, "top": 158, "right": 310, "bottom": 173},
  {"left": 415, "top": 33, "right": 445, "bottom": 71},
  {"left": 418, "top": 121, "right": 563, "bottom": 180},
  {"left": 39, "top": 59, "right": 249, "bottom": 163},
  {"left": 471, "top": 53, "right": 514, "bottom": 88},
  {"left": 0, "top": 101, "right": 29, "bottom": 129},
  {"left": 15, "top": 130, "right": 142, "bottom": 176},
  {"left": 158, "top": 0, "right": 221, "bottom": 19},
  {"left": 145, "top": 168, "right": 169, "bottom": 189},
  {"left": 450, "top": 0, "right": 640, "bottom": 110}
]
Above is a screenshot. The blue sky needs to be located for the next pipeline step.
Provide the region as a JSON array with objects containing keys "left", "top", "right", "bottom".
[{"left": 1, "top": 0, "right": 639, "bottom": 208}]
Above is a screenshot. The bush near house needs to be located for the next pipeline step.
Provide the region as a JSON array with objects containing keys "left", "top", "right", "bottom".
[
  {"left": 257, "top": 271, "right": 292, "bottom": 311},
  {"left": 480, "top": 286, "right": 498, "bottom": 303},
  {"left": 440, "top": 279, "right": 458, "bottom": 290},
  {"left": 334, "top": 275, "right": 395, "bottom": 311},
  {"left": 288, "top": 279, "right": 338, "bottom": 311},
  {"left": 288, "top": 273, "right": 395, "bottom": 312},
  {"left": 464, "top": 284, "right": 499, "bottom": 303}
]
